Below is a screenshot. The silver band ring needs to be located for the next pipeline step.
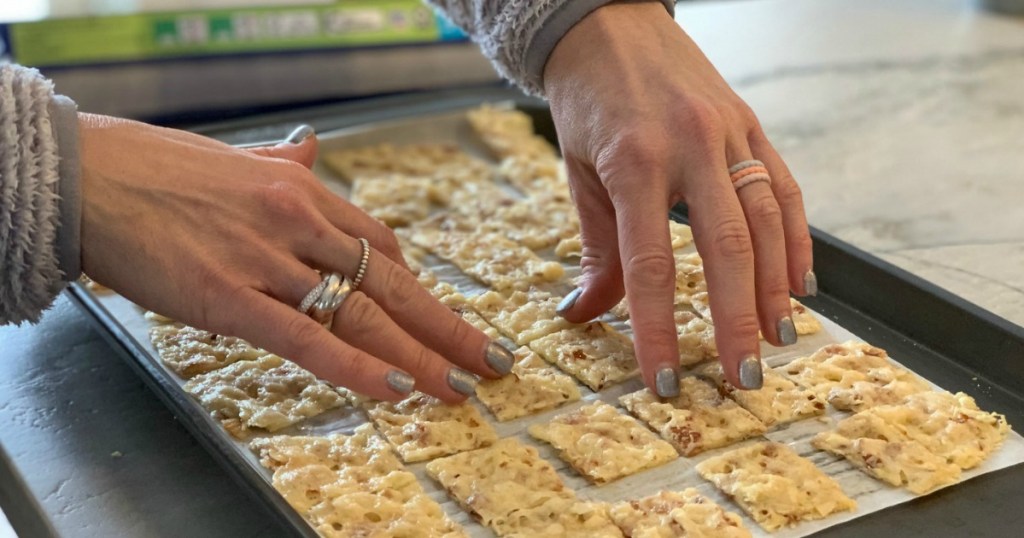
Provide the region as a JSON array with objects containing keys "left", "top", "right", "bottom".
[
  {"left": 352, "top": 238, "right": 370, "bottom": 290},
  {"left": 309, "top": 273, "right": 353, "bottom": 329},
  {"left": 298, "top": 276, "right": 328, "bottom": 314}
]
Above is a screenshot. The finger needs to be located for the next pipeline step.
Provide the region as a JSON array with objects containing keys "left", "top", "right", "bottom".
[
  {"left": 601, "top": 166, "right": 679, "bottom": 398},
  {"left": 246, "top": 125, "right": 319, "bottom": 169},
  {"left": 332, "top": 291, "right": 472, "bottom": 403},
  {"left": 686, "top": 159, "right": 763, "bottom": 389},
  {"left": 556, "top": 158, "right": 625, "bottom": 323},
  {"left": 727, "top": 146, "right": 795, "bottom": 348},
  {"left": 221, "top": 288, "right": 414, "bottom": 401},
  {"left": 314, "top": 194, "right": 410, "bottom": 270},
  {"left": 749, "top": 132, "right": 815, "bottom": 296},
  {"left": 303, "top": 227, "right": 512, "bottom": 380}
]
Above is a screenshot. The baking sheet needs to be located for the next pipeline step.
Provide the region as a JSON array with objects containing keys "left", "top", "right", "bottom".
[{"left": 75, "top": 104, "right": 1024, "bottom": 537}]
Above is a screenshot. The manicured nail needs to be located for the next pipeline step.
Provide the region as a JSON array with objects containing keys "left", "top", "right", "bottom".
[
  {"left": 656, "top": 368, "right": 680, "bottom": 398},
  {"left": 485, "top": 342, "right": 515, "bottom": 375},
  {"left": 738, "top": 356, "right": 763, "bottom": 390},
  {"left": 386, "top": 370, "right": 415, "bottom": 395},
  {"left": 804, "top": 270, "right": 818, "bottom": 296},
  {"left": 285, "top": 124, "right": 315, "bottom": 144},
  {"left": 556, "top": 288, "right": 582, "bottom": 315},
  {"left": 777, "top": 317, "right": 797, "bottom": 346},
  {"left": 447, "top": 368, "right": 480, "bottom": 396}
]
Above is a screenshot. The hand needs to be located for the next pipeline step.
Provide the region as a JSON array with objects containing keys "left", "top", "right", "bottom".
[
  {"left": 78, "top": 115, "right": 512, "bottom": 402},
  {"left": 544, "top": 2, "right": 814, "bottom": 394}
]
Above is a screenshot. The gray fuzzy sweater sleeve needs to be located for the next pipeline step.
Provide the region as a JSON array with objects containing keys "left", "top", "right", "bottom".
[
  {"left": 1, "top": 64, "right": 81, "bottom": 325},
  {"left": 427, "top": 0, "right": 675, "bottom": 95}
]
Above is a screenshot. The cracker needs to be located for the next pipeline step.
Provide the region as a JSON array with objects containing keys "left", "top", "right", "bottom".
[
  {"left": 467, "top": 105, "right": 558, "bottom": 160},
  {"left": 619, "top": 376, "right": 766, "bottom": 456},
  {"left": 529, "top": 322, "right": 639, "bottom": 391},
  {"left": 497, "top": 155, "right": 569, "bottom": 197},
  {"left": 613, "top": 252, "right": 706, "bottom": 321},
  {"left": 789, "top": 298, "right": 822, "bottom": 335},
  {"left": 251, "top": 425, "right": 466, "bottom": 537},
  {"left": 867, "top": 390, "right": 1010, "bottom": 469},
  {"left": 426, "top": 438, "right": 622, "bottom": 537},
  {"left": 668, "top": 220, "right": 694, "bottom": 250},
  {"left": 609, "top": 489, "right": 751, "bottom": 538},
  {"left": 362, "top": 392, "right": 497, "bottom": 462},
  {"left": 700, "top": 362, "right": 827, "bottom": 427},
  {"left": 183, "top": 354, "right": 344, "bottom": 438},
  {"left": 321, "top": 142, "right": 489, "bottom": 183},
  {"left": 528, "top": 402, "right": 678, "bottom": 484},
  {"left": 486, "top": 192, "right": 579, "bottom": 250},
  {"left": 150, "top": 323, "right": 266, "bottom": 378},
  {"left": 812, "top": 411, "right": 961, "bottom": 494},
  {"left": 696, "top": 442, "right": 856, "bottom": 531},
  {"left": 350, "top": 175, "right": 436, "bottom": 227},
  {"left": 476, "top": 347, "right": 581, "bottom": 421},
  {"left": 469, "top": 289, "right": 573, "bottom": 345},
  {"left": 555, "top": 233, "right": 584, "bottom": 259},
  {"left": 412, "top": 229, "right": 564, "bottom": 291},
  {"left": 781, "top": 341, "right": 931, "bottom": 412},
  {"left": 673, "top": 310, "right": 718, "bottom": 366}
]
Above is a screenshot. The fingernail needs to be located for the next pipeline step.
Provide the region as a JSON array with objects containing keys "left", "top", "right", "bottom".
[
  {"left": 804, "top": 270, "right": 818, "bottom": 296},
  {"left": 656, "top": 368, "right": 680, "bottom": 398},
  {"left": 485, "top": 342, "right": 515, "bottom": 375},
  {"left": 556, "top": 288, "right": 582, "bottom": 315},
  {"left": 777, "top": 317, "right": 797, "bottom": 346},
  {"left": 738, "top": 356, "right": 763, "bottom": 390},
  {"left": 386, "top": 370, "right": 415, "bottom": 395},
  {"left": 447, "top": 368, "right": 480, "bottom": 396},
  {"left": 285, "top": 124, "right": 315, "bottom": 145}
]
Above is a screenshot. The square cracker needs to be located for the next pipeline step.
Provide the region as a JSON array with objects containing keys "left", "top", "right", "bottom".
[
  {"left": 812, "top": 411, "right": 961, "bottom": 495},
  {"left": 467, "top": 105, "right": 559, "bottom": 160},
  {"left": 528, "top": 401, "right": 678, "bottom": 484},
  {"left": 150, "top": 323, "right": 266, "bottom": 378},
  {"left": 183, "top": 354, "right": 344, "bottom": 438},
  {"left": 321, "top": 142, "right": 489, "bottom": 183},
  {"left": 781, "top": 341, "right": 931, "bottom": 412},
  {"left": 700, "top": 362, "right": 827, "bottom": 427},
  {"left": 497, "top": 155, "right": 569, "bottom": 197},
  {"left": 529, "top": 322, "right": 639, "bottom": 391},
  {"left": 411, "top": 229, "right": 564, "bottom": 291},
  {"left": 866, "top": 390, "right": 1010, "bottom": 470},
  {"left": 611, "top": 252, "right": 706, "bottom": 321},
  {"left": 619, "top": 376, "right": 766, "bottom": 456},
  {"left": 476, "top": 346, "right": 581, "bottom": 421},
  {"left": 672, "top": 310, "right": 718, "bottom": 366},
  {"left": 361, "top": 392, "right": 497, "bottom": 463},
  {"left": 350, "top": 175, "right": 436, "bottom": 228},
  {"left": 426, "top": 438, "right": 622, "bottom": 537},
  {"left": 251, "top": 425, "right": 466, "bottom": 538},
  {"left": 789, "top": 298, "right": 823, "bottom": 335},
  {"left": 609, "top": 489, "right": 751, "bottom": 538},
  {"left": 470, "top": 289, "right": 573, "bottom": 345},
  {"left": 696, "top": 441, "right": 856, "bottom": 531}
]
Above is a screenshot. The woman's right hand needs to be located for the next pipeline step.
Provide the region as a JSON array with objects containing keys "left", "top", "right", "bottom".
[{"left": 78, "top": 114, "right": 512, "bottom": 402}]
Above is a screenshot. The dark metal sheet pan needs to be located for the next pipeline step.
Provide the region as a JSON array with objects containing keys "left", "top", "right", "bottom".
[{"left": 67, "top": 88, "right": 1024, "bottom": 537}]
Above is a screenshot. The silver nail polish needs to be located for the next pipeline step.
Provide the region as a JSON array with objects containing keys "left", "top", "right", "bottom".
[
  {"left": 447, "top": 368, "right": 480, "bottom": 396},
  {"left": 738, "top": 356, "right": 763, "bottom": 390},
  {"left": 656, "top": 368, "right": 680, "bottom": 398},
  {"left": 777, "top": 317, "right": 798, "bottom": 346},
  {"left": 804, "top": 270, "right": 818, "bottom": 296},
  {"left": 485, "top": 342, "right": 515, "bottom": 375},
  {"left": 556, "top": 288, "right": 582, "bottom": 315},
  {"left": 285, "top": 124, "right": 315, "bottom": 144},
  {"left": 386, "top": 370, "right": 415, "bottom": 395}
]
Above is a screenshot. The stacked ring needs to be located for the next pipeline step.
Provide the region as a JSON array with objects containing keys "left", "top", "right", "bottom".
[
  {"left": 728, "top": 159, "right": 772, "bottom": 190},
  {"left": 299, "top": 272, "right": 353, "bottom": 330},
  {"left": 352, "top": 238, "right": 370, "bottom": 290}
]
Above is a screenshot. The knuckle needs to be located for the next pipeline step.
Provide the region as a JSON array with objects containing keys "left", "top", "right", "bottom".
[
  {"left": 378, "top": 261, "right": 421, "bottom": 309},
  {"left": 791, "top": 231, "right": 814, "bottom": 255},
  {"left": 774, "top": 176, "right": 805, "bottom": 208},
  {"left": 624, "top": 248, "right": 677, "bottom": 290},
  {"left": 708, "top": 219, "right": 754, "bottom": 260},
  {"left": 343, "top": 292, "right": 383, "bottom": 332},
  {"left": 680, "top": 100, "right": 724, "bottom": 141},
  {"left": 729, "top": 313, "right": 763, "bottom": 338},
  {"left": 257, "top": 181, "right": 311, "bottom": 218},
  {"left": 282, "top": 315, "right": 324, "bottom": 355},
  {"left": 760, "top": 277, "right": 793, "bottom": 299},
  {"left": 749, "top": 195, "right": 783, "bottom": 225},
  {"left": 408, "top": 346, "right": 439, "bottom": 378}
]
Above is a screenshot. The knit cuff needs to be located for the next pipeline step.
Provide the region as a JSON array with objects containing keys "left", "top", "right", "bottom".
[{"left": 523, "top": 0, "right": 676, "bottom": 95}]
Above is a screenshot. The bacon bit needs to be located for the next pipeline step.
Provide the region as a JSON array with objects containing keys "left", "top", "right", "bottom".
[{"left": 571, "top": 349, "right": 587, "bottom": 361}]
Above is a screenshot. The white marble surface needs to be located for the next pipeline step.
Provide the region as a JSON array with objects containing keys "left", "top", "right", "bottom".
[{"left": 680, "top": 0, "right": 1024, "bottom": 326}]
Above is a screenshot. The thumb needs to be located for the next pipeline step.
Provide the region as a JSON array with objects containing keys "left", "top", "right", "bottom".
[
  {"left": 557, "top": 161, "right": 625, "bottom": 323},
  {"left": 247, "top": 124, "right": 319, "bottom": 169}
]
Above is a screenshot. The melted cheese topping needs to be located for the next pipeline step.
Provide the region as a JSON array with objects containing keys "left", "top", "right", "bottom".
[
  {"left": 812, "top": 412, "right": 961, "bottom": 494},
  {"left": 619, "top": 376, "right": 766, "bottom": 456},
  {"left": 251, "top": 425, "right": 466, "bottom": 538},
  {"left": 412, "top": 230, "right": 563, "bottom": 291},
  {"left": 467, "top": 105, "right": 558, "bottom": 160},
  {"left": 782, "top": 341, "right": 931, "bottom": 412},
  {"left": 470, "top": 289, "right": 572, "bottom": 345},
  {"left": 150, "top": 323, "right": 266, "bottom": 378},
  {"left": 350, "top": 175, "right": 435, "bottom": 227},
  {"left": 529, "top": 322, "right": 639, "bottom": 391},
  {"left": 701, "top": 362, "right": 826, "bottom": 426},
  {"left": 476, "top": 347, "right": 581, "bottom": 421},
  {"left": 321, "top": 142, "right": 489, "bottom": 183},
  {"left": 528, "top": 402, "right": 678, "bottom": 484},
  {"left": 610, "top": 489, "right": 751, "bottom": 538},
  {"left": 183, "top": 354, "right": 343, "bottom": 437},
  {"left": 555, "top": 234, "right": 584, "bottom": 259},
  {"left": 425, "top": 438, "right": 622, "bottom": 537},
  {"left": 789, "top": 298, "right": 823, "bottom": 335},
  {"left": 668, "top": 221, "right": 694, "bottom": 250},
  {"left": 696, "top": 442, "right": 856, "bottom": 531},
  {"left": 673, "top": 310, "right": 718, "bottom": 365},
  {"left": 363, "top": 392, "right": 497, "bottom": 463},
  {"left": 496, "top": 155, "right": 567, "bottom": 196}
]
